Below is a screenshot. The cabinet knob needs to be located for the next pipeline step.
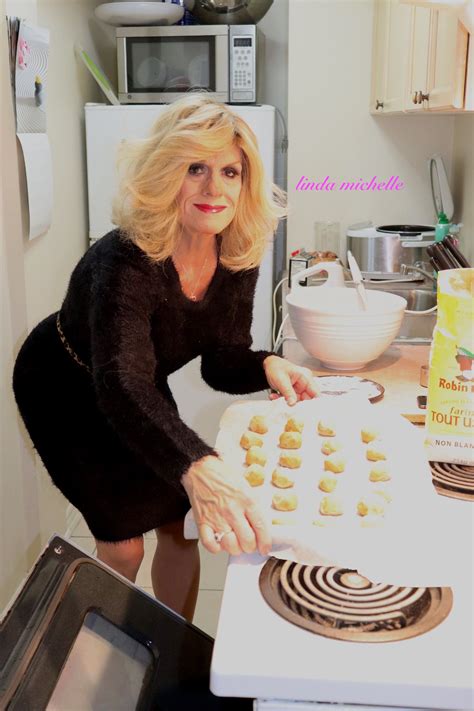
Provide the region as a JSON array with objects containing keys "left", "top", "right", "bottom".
[
  {"left": 412, "top": 90, "right": 429, "bottom": 105},
  {"left": 375, "top": 99, "right": 384, "bottom": 110}
]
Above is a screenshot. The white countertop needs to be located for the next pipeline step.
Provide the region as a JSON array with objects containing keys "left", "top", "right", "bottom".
[{"left": 283, "top": 337, "right": 430, "bottom": 423}]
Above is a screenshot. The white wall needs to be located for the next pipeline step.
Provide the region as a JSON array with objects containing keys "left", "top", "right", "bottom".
[
  {"left": 24, "top": 0, "right": 102, "bottom": 328},
  {"left": 259, "top": 0, "right": 289, "bottom": 278},
  {"left": 452, "top": 115, "right": 474, "bottom": 264},
  {"left": 287, "top": 0, "right": 456, "bottom": 258},
  {"left": 1, "top": 0, "right": 103, "bottom": 610},
  {"left": 1, "top": 0, "right": 41, "bottom": 612}
]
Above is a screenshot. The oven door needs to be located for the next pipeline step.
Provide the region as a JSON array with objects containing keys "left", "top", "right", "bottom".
[
  {"left": 117, "top": 26, "right": 229, "bottom": 103},
  {"left": 0, "top": 536, "right": 251, "bottom": 711}
]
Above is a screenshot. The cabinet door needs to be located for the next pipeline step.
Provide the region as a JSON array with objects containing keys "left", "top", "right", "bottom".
[
  {"left": 384, "top": 0, "right": 413, "bottom": 112},
  {"left": 427, "top": 11, "right": 468, "bottom": 110},
  {"left": 405, "top": 6, "right": 430, "bottom": 112},
  {"left": 370, "top": 0, "right": 412, "bottom": 114},
  {"left": 370, "top": 0, "right": 389, "bottom": 114}
]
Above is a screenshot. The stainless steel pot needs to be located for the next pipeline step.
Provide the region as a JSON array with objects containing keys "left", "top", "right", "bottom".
[
  {"left": 346, "top": 224, "right": 435, "bottom": 276},
  {"left": 184, "top": 0, "right": 273, "bottom": 24}
]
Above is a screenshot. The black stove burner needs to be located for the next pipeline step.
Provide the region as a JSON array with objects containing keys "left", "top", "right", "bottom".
[
  {"left": 430, "top": 461, "right": 474, "bottom": 501},
  {"left": 259, "top": 559, "right": 453, "bottom": 642}
]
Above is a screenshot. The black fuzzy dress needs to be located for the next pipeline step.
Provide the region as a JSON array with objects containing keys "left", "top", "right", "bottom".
[{"left": 13, "top": 230, "right": 272, "bottom": 541}]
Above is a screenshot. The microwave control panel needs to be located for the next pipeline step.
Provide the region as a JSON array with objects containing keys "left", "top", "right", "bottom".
[{"left": 229, "top": 27, "right": 256, "bottom": 103}]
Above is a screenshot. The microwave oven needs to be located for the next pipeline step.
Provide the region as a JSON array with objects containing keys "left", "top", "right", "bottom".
[{"left": 117, "top": 25, "right": 261, "bottom": 104}]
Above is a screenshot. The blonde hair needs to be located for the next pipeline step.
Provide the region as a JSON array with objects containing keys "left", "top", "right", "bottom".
[{"left": 112, "top": 94, "right": 287, "bottom": 271}]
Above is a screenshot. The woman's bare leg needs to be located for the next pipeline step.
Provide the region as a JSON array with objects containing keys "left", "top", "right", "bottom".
[
  {"left": 95, "top": 536, "right": 144, "bottom": 583},
  {"left": 152, "top": 519, "right": 200, "bottom": 621}
]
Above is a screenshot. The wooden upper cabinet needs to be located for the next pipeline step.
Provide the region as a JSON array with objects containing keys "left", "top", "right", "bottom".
[
  {"left": 405, "top": 6, "right": 430, "bottom": 112},
  {"left": 370, "top": 0, "right": 389, "bottom": 113},
  {"left": 427, "top": 11, "right": 468, "bottom": 110},
  {"left": 371, "top": 0, "right": 412, "bottom": 114},
  {"left": 371, "top": 0, "right": 470, "bottom": 114}
]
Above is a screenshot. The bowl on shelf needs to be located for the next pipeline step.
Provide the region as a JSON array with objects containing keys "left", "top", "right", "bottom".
[{"left": 286, "top": 262, "right": 407, "bottom": 370}]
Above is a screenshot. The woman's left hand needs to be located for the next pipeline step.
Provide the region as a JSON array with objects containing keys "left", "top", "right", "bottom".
[{"left": 263, "top": 355, "right": 318, "bottom": 406}]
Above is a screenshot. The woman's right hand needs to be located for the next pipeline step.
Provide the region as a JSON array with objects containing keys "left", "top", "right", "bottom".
[{"left": 181, "top": 455, "right": 272, "bottom": 557}]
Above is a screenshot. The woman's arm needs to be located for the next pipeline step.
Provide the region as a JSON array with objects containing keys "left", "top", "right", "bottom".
[
  {"left": 200, "top": 267, "right": 273, "bottom": 393},
  {"left": 201, "top": 267, "right": 318, "bottom": 403},
  {"left": 90, "top": 259, "right": 216, "bottom": 495}
]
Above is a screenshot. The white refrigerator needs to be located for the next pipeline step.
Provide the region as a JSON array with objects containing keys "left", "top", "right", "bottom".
[{"left": 84, "top": 103, "right": 275, "bottom": 446}]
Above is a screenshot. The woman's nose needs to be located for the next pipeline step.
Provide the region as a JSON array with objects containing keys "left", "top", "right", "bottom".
[{"left": 204, "top": 171, "right": 223, "bottom": 196}]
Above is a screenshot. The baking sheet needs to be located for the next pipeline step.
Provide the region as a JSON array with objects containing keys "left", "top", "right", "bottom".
[{"left": 184, "top": 396, "right": 470, "bottom": 587}]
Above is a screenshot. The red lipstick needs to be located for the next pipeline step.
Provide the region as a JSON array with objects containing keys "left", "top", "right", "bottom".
[{"left": 194, "top": 204, "right": 226, "bottom": 213}]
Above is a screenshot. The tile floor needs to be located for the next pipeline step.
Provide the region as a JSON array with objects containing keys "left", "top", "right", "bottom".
[{"left": 68, "top": 516, "right": 228, "bottom": 638}]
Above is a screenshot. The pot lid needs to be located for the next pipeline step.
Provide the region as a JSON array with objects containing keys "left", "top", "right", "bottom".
[
  {"left": 376, "top": 224, "right": 434, "bottom": 235},
  {"left": 429, "top": 155, "right": 454, "bottom": 221}
]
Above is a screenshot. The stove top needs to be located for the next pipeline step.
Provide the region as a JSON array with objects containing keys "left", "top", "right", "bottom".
[
  {"left": 259, "top": 559, "right": 453, "bottom": 643},
  {"left": 211, "top": 497, "right": 473, "bottom": 709},
  {"left": 430, "top": 461, "right": 474, "bottom": 501}
]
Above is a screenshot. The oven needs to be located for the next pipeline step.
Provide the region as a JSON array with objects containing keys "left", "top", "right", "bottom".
[{"left": 0, "top": 537, "right": 251, "bottom": 710}]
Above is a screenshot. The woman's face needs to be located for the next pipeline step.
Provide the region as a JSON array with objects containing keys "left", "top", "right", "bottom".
[{"left": 177, "top": 144, "right": 243, "bottom": 240}]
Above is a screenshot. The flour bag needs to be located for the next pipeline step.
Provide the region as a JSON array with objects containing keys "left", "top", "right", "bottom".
[{"left": 425, "top": 268, "right": 474, "bottom": 464}]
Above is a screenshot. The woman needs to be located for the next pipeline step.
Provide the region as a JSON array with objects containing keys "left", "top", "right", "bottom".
[{"left": 13, "top": 95, "right": 317, "bottom": 621}]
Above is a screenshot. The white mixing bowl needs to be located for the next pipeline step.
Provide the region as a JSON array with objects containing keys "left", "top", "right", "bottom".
[{"left": 286, "top": 286, "right": 407, "bottom": 370}]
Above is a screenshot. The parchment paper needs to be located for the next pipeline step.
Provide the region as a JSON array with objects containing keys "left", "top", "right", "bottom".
[{"left": 184, "top": 396, "right": 471, "bottom": 587}]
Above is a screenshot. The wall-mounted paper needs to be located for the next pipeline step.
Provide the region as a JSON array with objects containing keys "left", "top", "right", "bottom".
[
  {"left": 9, "top": 19, "right": 53, "bottom": 240},
  {"left": 17, "top": 133, "right": 53, "bottom": 240},
  {"left": 15, "top": 22, "right": 49, "bottom": 133}
]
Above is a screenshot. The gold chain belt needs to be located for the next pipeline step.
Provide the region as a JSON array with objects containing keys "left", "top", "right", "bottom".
[{"left": 56, "top": 312, "right": 91, "bottom": 373}]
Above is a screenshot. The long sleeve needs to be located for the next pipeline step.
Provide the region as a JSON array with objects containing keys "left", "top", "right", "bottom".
[
  {"left": 200, "top": 267, "right": 274, "bottom": 394},
  {"left": 90, "top": 258, "right": 216, "bottom": 494}
]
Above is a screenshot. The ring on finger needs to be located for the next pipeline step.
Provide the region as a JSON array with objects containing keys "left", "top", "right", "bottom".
[{"left": 214, "top": 529, "right": 232, "bottom": 544}]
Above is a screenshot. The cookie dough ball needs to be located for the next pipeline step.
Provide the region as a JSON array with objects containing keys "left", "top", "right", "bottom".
[
  {"left": 366, "top": 443, "right": 387, "bottom": 461},
  {"left": 272, "top": 518, "right": 296, "bottom": 525},
  {"left": 317, "top": 419, "right": 336, "bottom": 437},
  {"left": 249, "top": 415, "right": 268, "bottom": 435},
  {"left": 318, "top": 474, "right": 338, "bottom": 493},
  {"left": 279, "top": 453, "right": 302, "bottom": 469},
  {"left": 244, "top": 464, "right": 265, "bottom": 487},
  {"left": 285, "top": 417, "right": 304, "bottom": 433},
  {"left": 272, "top": 493, "right": 298, "bottom": 512},
  {"left": 357, "top": 493, "right": 387, "bottom": 517},
  {"left": 279, "top": 431, "right": 302, "bottom": 450},
  {"left": 240, "top": 431, "right": 263, "bottom": 450},
  {"left": 361, "top": 426, "right": 379, "bottom": 444},
  {"left": 271, "top": 468, "right": 295, "bottom": 489},
  {"left": 321, "top": 439, "right": 342, "bottom": 455},
  {"left": 324, "top": 453, "right": 346, "bottom": 474},
  {"left": 245, "top": 446, "right": 267, "bottom": 467},
  {"left": 319, "top": 496, "right": 343, "bottom": 516},
  {"left": 369, "top": 462, "right": 391, "bottom": 482}
]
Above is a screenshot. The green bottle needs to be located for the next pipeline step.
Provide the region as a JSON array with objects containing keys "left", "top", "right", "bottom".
[{"left": 435, "top": 212, "right": 450, "bottom": 242}]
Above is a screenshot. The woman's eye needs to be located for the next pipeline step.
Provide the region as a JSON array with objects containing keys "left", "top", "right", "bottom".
[
  {"left": 224, "top": 168, "right": 240, "bottom": 178},
  {"left": 188, "top": 164, "right": 205, "bottom": 175}
]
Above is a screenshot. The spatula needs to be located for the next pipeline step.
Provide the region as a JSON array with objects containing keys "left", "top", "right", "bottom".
[{"left": 347, "top": 250, "right": 369, "bottom": 310}]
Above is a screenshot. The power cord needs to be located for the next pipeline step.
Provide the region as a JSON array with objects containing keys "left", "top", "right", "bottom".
[
  {"left": 272, "top": 276, "right": 288, "bottom": 348},
  {"left": 274, "top": 314, "right": 290, "bottom": 352},
  {"left": 274, "top": 106, "right": 288, "bottom": 154}
]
